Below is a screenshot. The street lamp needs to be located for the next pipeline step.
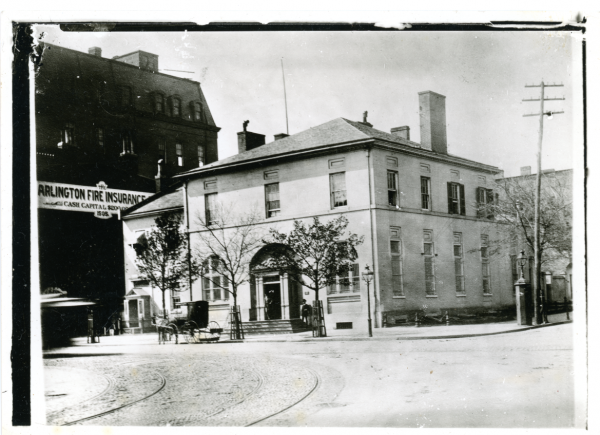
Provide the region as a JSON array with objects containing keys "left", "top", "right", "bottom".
[
  {"left": 516, "top": 250, "right": 528, "bottom": 284},
  {"left": 362, "top": 265, "right": 374, "bottom": 337}
]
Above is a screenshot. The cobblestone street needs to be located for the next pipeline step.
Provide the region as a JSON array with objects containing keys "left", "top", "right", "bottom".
[{"left": 43, "top": 322, "right": 583, "bottom": 428}]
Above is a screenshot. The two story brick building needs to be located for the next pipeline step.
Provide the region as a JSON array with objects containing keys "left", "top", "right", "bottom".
[{"left": 122, "top": 91, "right": 514, "bottom": 332}]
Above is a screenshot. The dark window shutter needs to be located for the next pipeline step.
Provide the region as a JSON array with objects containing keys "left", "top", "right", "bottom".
[
  {"left": 486, "top": 189, "right": 494, "bottom": 204},
  {"left": 447, "top": 183, "right": 453, "bottom": 214},
  {"left": 476, "top": 187, "right": 483, "bottom": 217},
  {"left": 459, "top": 184, "right": 466, "bottom": 215}
]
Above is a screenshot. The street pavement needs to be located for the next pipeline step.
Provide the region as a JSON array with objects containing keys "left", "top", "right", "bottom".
[{"left": 43, "top": 314, "right": 582, "bottom": 428}]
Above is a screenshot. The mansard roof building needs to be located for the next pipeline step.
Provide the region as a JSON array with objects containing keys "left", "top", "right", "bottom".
[{"left": 35, "top": 42, "right": 221, "bottom": 344}]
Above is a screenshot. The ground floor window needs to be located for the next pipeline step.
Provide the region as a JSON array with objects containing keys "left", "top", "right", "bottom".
[
  {"left": 327, "top": 263, "right": 360, "bottom": 295},
  {"left": 202, "top": 257, "right": 229, "bottom": 301}
]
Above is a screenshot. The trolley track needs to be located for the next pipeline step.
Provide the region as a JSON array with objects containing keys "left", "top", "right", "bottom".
[
  {"left": 245, "top": 366, "right": 321, "bottom": 427},
  {"left": 61, "top": 369, "right": 167, "bottom": 426}
]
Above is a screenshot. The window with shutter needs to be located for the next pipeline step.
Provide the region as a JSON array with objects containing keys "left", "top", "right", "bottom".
[{"left": 447, "top": 182, "right": 465, "bottom": 215}]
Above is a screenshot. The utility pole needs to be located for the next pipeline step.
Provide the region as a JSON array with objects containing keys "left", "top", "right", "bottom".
[{"left": 522, "top": 81, "right": 564, "bottom": 325}]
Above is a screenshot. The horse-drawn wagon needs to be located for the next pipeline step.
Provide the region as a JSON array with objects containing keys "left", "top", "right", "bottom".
[{"left": 153, "top": 301, "right": 222, "bottom": 344}]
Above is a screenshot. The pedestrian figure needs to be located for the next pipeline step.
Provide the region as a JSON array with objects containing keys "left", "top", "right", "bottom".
[
  {"left": 301, "top": 300, "right": 312, "bottom": 325},
  {"left": 264, "top": 292, "right": 271, "bottom": 320}
]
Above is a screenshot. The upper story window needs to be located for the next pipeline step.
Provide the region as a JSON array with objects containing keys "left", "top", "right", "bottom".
[
  {"left": 447, "top": 182, "right": 465, "bottom": 216},
  {"left": 171, "top": 97, "right": 181, "bottom": 117},
  {"left": 154, "top": 93, "right": 164, "bottom": 114},
  {"left": 330, "top": 172, "right": 347, "bottom": 208},
  {"left": 158, "top": 139, "right": 167, "bottom": 163},
  {"left": 176, "top": 143, "right": 183, "bottom": 166},
  {"left": 327, "top": 263, "right": 360, "bottom": 295},
  {"left": 387, "top": 170, "right": 399, "bottom": 207},
  {"left": 197, "top": 145, "right": 204, "bottom": 167},
  {"left": 119, "top": 86, "right": 132, "bottom": 107},
  {"left": 265, "top": 183, "right": 281, "bottom": 218},
  {"left": 202, "top": 257, "right": 229, "bottom": 302},
  {"left": 476, "top": 187, "right": 495, "bottom": 218},
  {"left": 205, "top": 193, "right": 218, "bottom": 226},
  {"left": 59, "top": 123, "right": 75, "bottom": 148},
  {"left": 421, "top": 176, "right": 431, "bottom": 210},
  {"left": 121, "top": 131, "right": 135, "bottom": 155},
  {"left": 193, "top": 102, "right": 204, "bottom": 122},
  {"left": 95, "top": 128, "right": 104, "bottom": 151}
]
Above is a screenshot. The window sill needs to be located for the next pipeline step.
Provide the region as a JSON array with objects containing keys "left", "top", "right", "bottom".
[
  {"left": 456, "top": 294, "right": 467, "bottom": 297},
  {"left": 425, "top": 295, "right": 438, "bottom": 298},
  {"left": 483, "top": 293, "right": 493, "bottom": 297},
  {"left": 331, "top": 206, "right": 349, "bottom": 211},
  {"left": 392, "top": 296, "right": 406, "bottom": 299}
]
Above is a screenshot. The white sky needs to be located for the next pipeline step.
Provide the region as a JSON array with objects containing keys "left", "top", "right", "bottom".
[{"left": 36, "top": 26, "right": 579, "bottom": 177}]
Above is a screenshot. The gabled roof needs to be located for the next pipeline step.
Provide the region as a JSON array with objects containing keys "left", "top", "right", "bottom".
[{"left": 174, "top": 117, "right": 498, "bottom": 179}]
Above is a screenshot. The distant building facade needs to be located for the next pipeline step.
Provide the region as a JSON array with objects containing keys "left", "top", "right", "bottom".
[
  {"left": 122, "top": 91, "right": 515, "bottom": 332},
  {"left": 497, "top": 167, "right": 573, "bottom": 304},
  {"left": 35, "top": 42, "right": 220, "bottom": 340}
]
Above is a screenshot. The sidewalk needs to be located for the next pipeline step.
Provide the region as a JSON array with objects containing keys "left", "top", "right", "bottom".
[{"left": 45, "top": 312, "right": 572, "bottom": 353}]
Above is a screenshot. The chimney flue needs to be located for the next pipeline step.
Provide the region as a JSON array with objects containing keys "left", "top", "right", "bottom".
[
  {"left": 391, "top": 126, "right": 410, "bottom": 141},
  {"left": 418, "top": 91, "right": 447, "bottom": 154},
  {"left": 520, "top": 166, "right": 531, "bottom": 176},
  {"left": 274, "top": 133, "right": 289, "bottom": 141},
  {"left": 155, "top": 159, "right": 165, "bottom": 193},
  {"left": 88, "top": 47, "right": 102, "bottom": 57}
]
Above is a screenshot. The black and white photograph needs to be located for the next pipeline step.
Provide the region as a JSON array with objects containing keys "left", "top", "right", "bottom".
[{"left": 3, "top": 11, "right": 595, "bottom": 432}]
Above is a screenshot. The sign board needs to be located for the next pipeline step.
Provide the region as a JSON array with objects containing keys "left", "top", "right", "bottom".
[{"left": 38, "top": 181, "right": 151, "bottom": 219}]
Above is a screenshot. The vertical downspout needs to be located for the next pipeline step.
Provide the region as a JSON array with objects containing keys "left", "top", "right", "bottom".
[
  {"left": 184, "top": 179, "right": 193, "bottom": 301},
  {"left": 365, "top": 145, "right": 380, "bottom": 328}
]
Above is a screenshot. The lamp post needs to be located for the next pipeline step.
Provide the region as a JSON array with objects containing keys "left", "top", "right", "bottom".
[
  {"left": 515, "top": 250, "right": 532, "bottom": 326},
  {"left": 362, "top": 265, "right": 374, "bottom": 337},
  {"left": 517, "top": 250, "right": 528, "bottom": 283}
]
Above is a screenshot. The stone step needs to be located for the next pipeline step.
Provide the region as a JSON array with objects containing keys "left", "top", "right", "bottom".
[{"left": 228, "top": 319, "right": 311, "bottom": 336}]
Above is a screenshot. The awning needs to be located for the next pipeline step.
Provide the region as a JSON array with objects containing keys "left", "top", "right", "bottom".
[{"left": 41, "top": 297, "right": 97, "bottom": 308}]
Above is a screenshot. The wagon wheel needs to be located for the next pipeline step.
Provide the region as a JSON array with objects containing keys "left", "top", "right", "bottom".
[
  {"left": 184, "top": 321, "right": 199, "bottom": 344},
  {"left": 207, "top": 321, "right": 222, "bottom": 342}
]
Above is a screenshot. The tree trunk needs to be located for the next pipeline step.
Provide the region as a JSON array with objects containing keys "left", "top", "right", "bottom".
[
  {"left": 162, "top": 290, "right": 167, "bottom": 320},
  {"left": 232, "top": 290, "right": 240, "bottom": 340}
]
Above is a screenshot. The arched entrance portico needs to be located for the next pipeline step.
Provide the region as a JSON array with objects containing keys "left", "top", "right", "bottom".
[{"left": 249, "top": 244, "right": 303, "bottom": 322}]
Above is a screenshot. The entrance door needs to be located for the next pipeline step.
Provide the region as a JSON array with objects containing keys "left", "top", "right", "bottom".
[
  {"left": 128, "top": 299, "right": 139, "bottom": 327},
  {"left": 263, "top": 277, "right": 282, "bottom": 320}
]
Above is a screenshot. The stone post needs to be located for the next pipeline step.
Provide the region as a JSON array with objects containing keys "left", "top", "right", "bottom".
[{"left": 515, "top": 282, "right": 532, "bottom": 326}]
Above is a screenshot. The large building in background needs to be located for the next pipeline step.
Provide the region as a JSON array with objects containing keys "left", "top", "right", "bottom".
[
  {"left": 121, "top": 91, "right": 516, "bottom": 333},
  {"left": 496, "top": 167, "right": 573, "bottom": 305},
  {"left": 35, "top": 42, "right": 220, "bottom": 343}
]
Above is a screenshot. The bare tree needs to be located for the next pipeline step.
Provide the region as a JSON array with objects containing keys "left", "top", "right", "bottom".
[
  {"left": 193, "top": 202, "right": 266, "bottom": 338},
  {"left": 478, "top": 173, "right": 572, "bottom": 267},
  {"left": 133, "top": 212, "right": 201, "bottom": 319}
]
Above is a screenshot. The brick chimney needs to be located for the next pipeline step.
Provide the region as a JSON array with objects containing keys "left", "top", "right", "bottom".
[
  {"left": 419, "top": 91, "right": 447, "bottom": 154},
  {"left": 274, "top": 133, "right": 289, "bottom": 141},
  {"left": 88, "top": 47, "right": 102, "bottom": 57},
  {"left": 520, "top": 166, "right": 531, "bottom": 176},
  {"left": 391, "top": 126, "right": 410, "bottom": 141},
  {"left": 238, "top": 131, "right": 266, "bottom": 153}
]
